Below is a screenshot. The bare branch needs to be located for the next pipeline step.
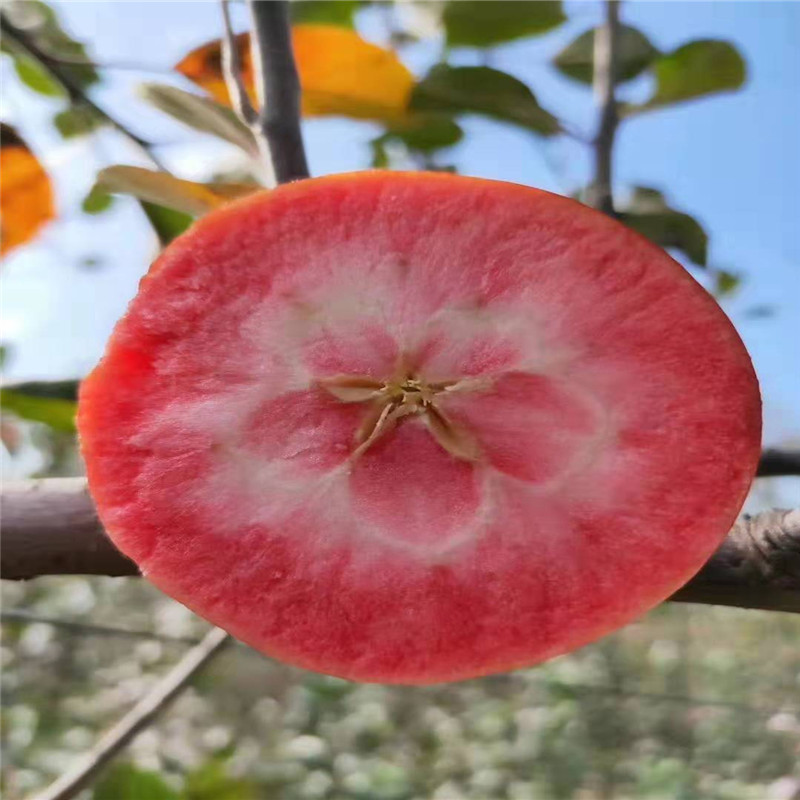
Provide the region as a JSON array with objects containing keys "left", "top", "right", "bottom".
[
  {"left": 245, "top": 0, "right": 310, "bottom": 184},
  {"left": 1, "top": 609, "right": 202, "bottom": 645},
  {"left": 14, "top": 52, "right": 173, "bottom": 74},
  {"left": 670, "top": 509, "right": 800, "bottom": 613},
  {"left": 588, "top": 0, "right": 621, "bottom": 215},
  {"left": 2, "top": 479, "right": 798, "bottom": 613},
  {"left": 0, "top": 12, "right": 166, "bottom": 171},
  {"left": 757, "top": 448, "right": 800, "bottom": 479},
  {"left": 33, "top": 626, "right": 230, "bottom": 800},
  {"left": 219, "top": 0, "right": 257, "bottom": 124},
  {"left": 1, "top": 479, "right": 138, "bottom": 579}
]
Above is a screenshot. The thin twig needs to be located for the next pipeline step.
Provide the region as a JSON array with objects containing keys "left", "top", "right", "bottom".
[
  {"left": 588, "top": 0, "right": 620, "bottom": 215},
  {"left": 1, "top": 609, "right": 202, "bottom": 646},
  {"left": 245, "top": 0, "right": 309, "bottom": 184},
  {"left": 33, "top": 627, "right": 230, "bottom": 800},
  {"left": 0, "top": 12, "right": 165, "bottom": 171},
  {"left": 28, "top": 56, "right": 172, "bottom": 74},
  {"left": 219, "top": 0, "right": 257, "bottom": 124}
]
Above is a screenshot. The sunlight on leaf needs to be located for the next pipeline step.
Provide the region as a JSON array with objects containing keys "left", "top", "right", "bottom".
[
  {"left": 11, "top": 52, "right": 64, "bottom": 96},
  {"left": 0, "top": 389, "right": 77, "bottom": 432},
  {"left": 0, "top": 124, "right": 55, "bottom": 257},
  {"left": 291, "top": 0, "right": 358, "bottom": 28},
  {"left": 139, "top": 83, "right": 258, "bottom": 154},
  {"left": 96, "top": 166, "right": 261, "bottom": 217},
  {"left": 174, "top": 25, "right": 414, "bottom": 122},
  {"left": 294, "top": 25, "right": 413, "bottom": 119},
  {"left": 627, "top": 40, "right": 746, "bottom": 114}
]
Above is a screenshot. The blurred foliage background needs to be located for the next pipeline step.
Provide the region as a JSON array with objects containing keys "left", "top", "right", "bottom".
[{"left": 1, "top": 1, "right": 799, "bottom": 798}]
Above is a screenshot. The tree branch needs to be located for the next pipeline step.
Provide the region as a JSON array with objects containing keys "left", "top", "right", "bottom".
[
  {"left": 588, "top": 0, "right": 620, "bottom": 215},
  {"left": 219, "top": 0, "right": 257, "bottom": 125},
  {"left": 757, "top": 448, "right": 800, "bottom": 479},
  {"left": 1, "top": 609, "right": 202, "bottom": 645},
  {"left": 8, "top": 376, "right": 800, "bottom": 481},
  {"left": 4, "top": 377, "right": 800, "bottom": 479},
  {"left": 1, "top": 479, "right": 139, "bottom": 579},
  {"left": 2, "top": 478, "right": 798, "bottom": 613},
  {"left": 245, "top": 0, "right": 309, "bottom": 184},
  {"left": 0, "top": 12, "right": 166, "bottom": 171},
  {"left": 32, "top": 626, "right": 230, "bottom": 800},
  {"left": 669, "top": 509, "right": 800, "bottom": 613}
]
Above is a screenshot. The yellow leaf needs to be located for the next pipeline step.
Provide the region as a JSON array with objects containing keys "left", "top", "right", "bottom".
[
  {"left": 294, "top": 25, "right": 414, "bottom": 120},
  {"left": 96, "top": 166, "right": 261, "bottom": 216},
  {"left": 174, "top": 25, "right": 413, "bottom": 122},
  {"left": 0, "top": 124, "right": 55, "bottom": 257}
]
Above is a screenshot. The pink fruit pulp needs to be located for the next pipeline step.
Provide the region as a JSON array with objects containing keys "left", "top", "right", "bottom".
[{"left": 79, "top": 171, "right": 761, "bottom": 684}]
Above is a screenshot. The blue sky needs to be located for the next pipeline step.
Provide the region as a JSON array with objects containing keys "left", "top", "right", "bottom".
[{"left": 1, "top": 1, "right": 798, "bottom": 488}]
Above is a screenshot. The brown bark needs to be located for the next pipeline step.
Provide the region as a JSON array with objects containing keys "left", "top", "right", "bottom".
[
  {"left": 2, "top": 478, "right": 798, "bottom": 613},
  {"left": 1, "top": 478, "right": 138, "bottom": 579}
]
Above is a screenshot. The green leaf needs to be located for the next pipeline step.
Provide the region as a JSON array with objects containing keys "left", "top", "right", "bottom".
[
  {"left": 553, "top": 25, "right": 660, "bottom": 85},
  {"left": 141, "top": 202, "right": 193, "bottom": 246},
  {"left": 82, "top": 185, "right": 114, "bottom": 214},
  {"left": 0, "top": 389, "right": 77, "bottom": 432},
  {"left": 183, "top": 759, "right": 258, "bottom": 800},
  {"left": 291, "top": 0, "right": 358, "bottom": 27},
  {"left": 411, "top": 65, "right": 560, "bottom": 136},
  {"left": 53, "top": 105, "right": 105, "bottom": 138},
  {"left": 2, "top": 0, "right": 99, "bottom": 89},
  {"left": 0, "top": 344, "right": 9, "bottom": 370},
  {"left": 619, "top": 187, "right": 708, "bottom": 266},
  {"left": 386, "top": 115, "right": 464, "bottom": 153},
  {"left": 96, "top": 166, "right": 259, "bottom": 216},
  {"left": 139, "top": 83, "right": 257, "bottom": 155},
  {"left": 370, "top": 137, "right": 390, "bottom": 169},
  {"left": 5, "top": 380, "right": 79, "bottom": 401},
  {"left": 628, "top": 39, "right": 746, "bottom": 113},
  {"left": 92, "top": 763, "right": 179, "bottom": 800},
  {"left": 443, "top": 1, "right": 565, "bottom": 48},
  {"left": 714, "top": 269, "right": 741, "bottom": 298},
  {"left": 12, "top": 53, "right": 64, "bottom": 97}
]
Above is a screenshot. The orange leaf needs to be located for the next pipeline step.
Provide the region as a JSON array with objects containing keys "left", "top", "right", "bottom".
[
  {"left": 175, "top": 24, "right": 414, "bottom": 122},
  {"left": 0, "top": 125, "right": 55, "bottom": 257}
]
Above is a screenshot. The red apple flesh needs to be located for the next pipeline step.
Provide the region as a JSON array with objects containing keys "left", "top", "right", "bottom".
[{"left": 78, "top": 172, "right": 761, "bottom": 684}]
